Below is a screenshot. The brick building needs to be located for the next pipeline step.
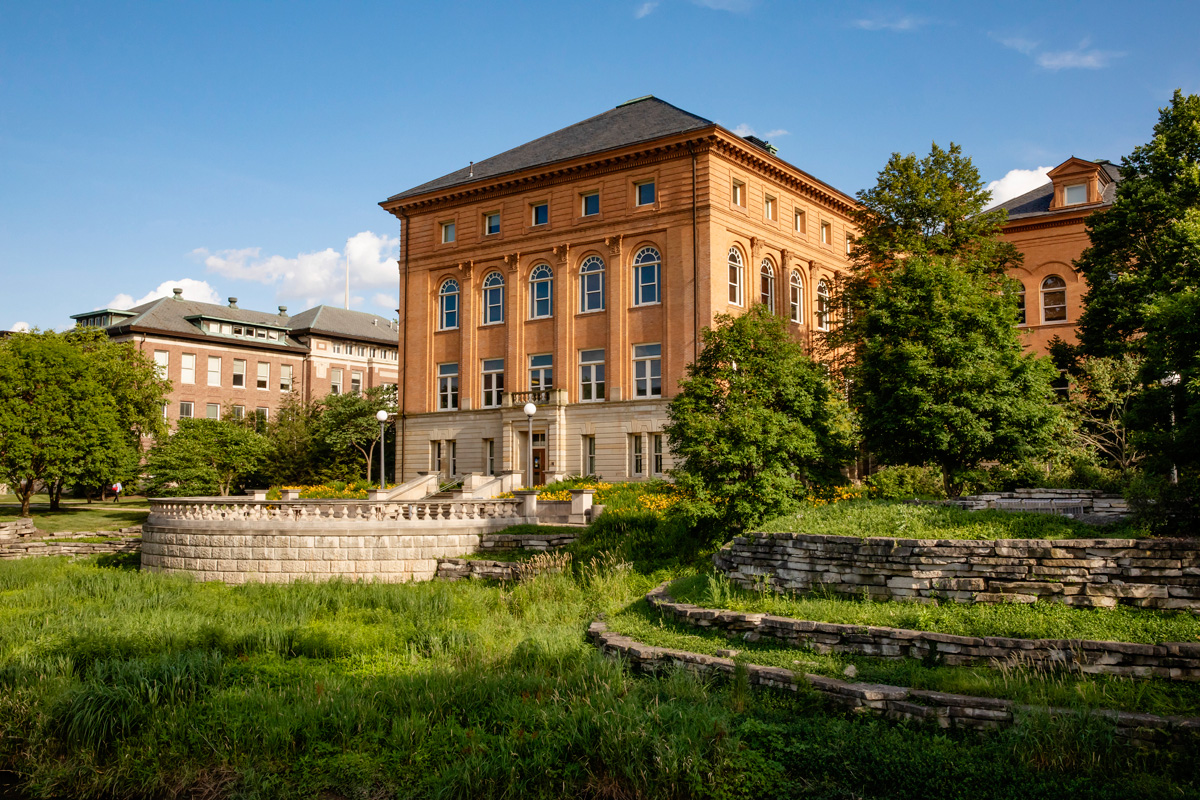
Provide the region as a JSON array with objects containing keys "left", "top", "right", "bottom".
[
  {"left": 994, "top": 156, "right": 1120, "bottom": 354},
  {"left": 72, "top": 292, "right": 400, "bottom": 425},
  {"left": 379, "top": 96, "right": 858, "bottom": 484}
]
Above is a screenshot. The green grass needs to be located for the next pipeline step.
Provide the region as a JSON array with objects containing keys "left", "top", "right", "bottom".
[
  {"left": 2, "top": 557, "right": 1197, "bottom": 798},
  {"left": 39, "top": 536, "right": 129, "bottom": 545},
  {"left": 669, "top": 574, "right": 1200, "bottom": 645},
  {"left": 0, "top": 493, "right": 149, "bottom": 533},
  {"left": 607, "top": 600, "right": 1200, "bottom": 718},
  {"left": 758, "top": 499, "right": 1150, "bottom": 540}
]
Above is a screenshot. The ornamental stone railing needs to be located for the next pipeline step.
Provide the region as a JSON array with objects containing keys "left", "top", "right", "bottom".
[{"left": 147, "top": 496, "right": 525, "bottom": 525}]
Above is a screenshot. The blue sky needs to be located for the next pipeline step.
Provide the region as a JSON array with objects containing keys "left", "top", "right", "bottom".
[{"left": 3, "top": 1, "right": 1197, "bottom": 331}]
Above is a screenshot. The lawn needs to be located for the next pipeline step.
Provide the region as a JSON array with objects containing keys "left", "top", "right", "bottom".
[
  {"left": 757, "top": 499, "right": 1150, "bottom": 540},
  {"left": 0, "top": 494, "right": 150, "bottom": 533},
  {"left": 2, "top": 557, "right": 1197, "bottom": 799}
]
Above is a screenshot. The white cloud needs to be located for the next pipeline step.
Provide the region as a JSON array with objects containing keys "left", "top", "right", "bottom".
[
  {"left": 853, "top": 16, "right": 923, "bottom": 32},
  {"left": 9, "top": 321, "right": 30, "bottom": 332},
  {"left": 634, "top": 1, "right": 658, "bottom": 18},
  {"left": 994, "top": 34, "right": 1122, "bottom": 70},
  {"left": 1036, "top": 42, "right": 1122, "bottom": 70},
  {"left": 986, "top": 166, "right": 1053, "bottom": 208},
  {"left": 193, "top": 230, "right": 399, "bottom": 310},
  {"left": 372, "top": 293, "right": 399, "bottom": 312},
  {"left": 107, "top": 278, "right": 223, "bottom": 310},
  {"left": 691, "top": 0, "right": 753, "bottom": 12},
  {"left": 731, "top": 123, "right": 788, "bottom": 141}
]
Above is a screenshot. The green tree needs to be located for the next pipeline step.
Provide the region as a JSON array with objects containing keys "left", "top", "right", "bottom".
[
  {"left": 665, "top": 305, "right": 854, "bottom": 536},
  {"left": 1060, "top": 353, "right": 1144, "bottom": 473},
  {"left": 0, "top": 330, "right": 169, "bottom": 515},
  {"left": 260, "top": 392, "right": 325, "bottom": 486},
  {"left": 1074, "top": 90, "right": 1200, "bottom": 489},
  {"left": 316, "top": 385, "right": 397, "bottom": 482},
  {"left": 144, "top": 418, "right": 271, "bottom": 497},
  {"left": 838, "top": 142, "right": 1061, "bottom": 496}
]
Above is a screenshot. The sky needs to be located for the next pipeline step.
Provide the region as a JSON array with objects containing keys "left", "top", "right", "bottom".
[{"left": 3, "top": 1, "right": 1198, "bottom": 332}]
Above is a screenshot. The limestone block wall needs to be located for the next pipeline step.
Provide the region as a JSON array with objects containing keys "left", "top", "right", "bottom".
[
  {"left": 1, "top": 530, "right": 142, "bottom": 560},
  {"left": 715, "top": 533, "right": 1200, "bottom": 611},
  {"left": 0, "top": 517, "right": 37, "bottom": 542},
  {"left": 946, "top": 488, "right": 1130, "bottom": 521},
  {"left": 478, "top": 530, "right": 578, "bottom": 553},
  {"left": 646, "top": 583, "right": 1200, "bottom": 680},
  {"left": 142, "top": 497, "right": 534, "bottom": 584}
]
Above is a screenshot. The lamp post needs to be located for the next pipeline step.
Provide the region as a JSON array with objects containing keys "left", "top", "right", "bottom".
[
  {"left": 1162, "top": 373, "right": 1181, "bottom": 485},
  {"left": 375, "top": 409, "right": 390, "bottom": 491},
  {"left": 523, "top": 402, "right": 537, "bottom": 489}
]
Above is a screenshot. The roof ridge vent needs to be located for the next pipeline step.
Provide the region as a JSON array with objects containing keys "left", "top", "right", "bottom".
[
  {"left": 172, "top": 287, "right": 183, "bottom": 301},
  {"left": 278, "top": 306, "right": 288, "bottom": 316},
  {"left": 228, "top": 297, "right": 238, "bottom": 309},
  {"left": 617, "top": 95, "right": 654, "bottom": 108}
]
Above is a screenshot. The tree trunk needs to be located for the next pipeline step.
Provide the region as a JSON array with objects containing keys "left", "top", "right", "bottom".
[
  {"left": 17, "top": 480, "right": 33, "bottom": 517},
  {"left": 49, "top": 478, "right": 63, "bottom": 511}
]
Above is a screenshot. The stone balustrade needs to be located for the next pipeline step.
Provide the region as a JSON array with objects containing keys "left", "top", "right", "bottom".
[
  {"left": 715, "top": 532, "right": 1200, "bottom": 611},
  {"left": 148, "top": 496, "right": 523, "bottom": 525}
]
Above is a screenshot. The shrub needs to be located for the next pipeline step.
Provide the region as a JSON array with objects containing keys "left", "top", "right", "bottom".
[{"left": 866, "top": 465, "right": 946, "bottom": 500}]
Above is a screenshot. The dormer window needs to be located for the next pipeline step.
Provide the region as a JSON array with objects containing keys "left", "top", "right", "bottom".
[{"left": 1064, "top": 184, "right": 1087, "bottom": 206}]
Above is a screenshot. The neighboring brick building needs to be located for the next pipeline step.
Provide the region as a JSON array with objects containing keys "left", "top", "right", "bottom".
[
  {"left": 994, "top": 156, "right": 1120, "bottom": 354},
  {"left": 72, "top": 292, "right": 400, "bottom": 425},
  {"left": 379, "top": 96, "right": 858, "bottom": 484}
]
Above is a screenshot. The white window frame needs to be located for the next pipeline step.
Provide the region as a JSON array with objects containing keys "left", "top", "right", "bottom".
[
  {"left": 207, "top": 356, "right": 221, "bottom": 387},
  {"left": 153, "top": 350, "right": 168, "bottom": 379},
  {"left": 179, "top": 401, "right": 193, "bottom": 419},
  {"left": 579, "top": 349, "right": 605, "bottom": 402},
  {"left": 256, "top": 362, "right": 269, "bottom": 390},
  {"left": 205, "top": 403, "right": 220, "bottom": 420},
  {"left": 439, "top": 279, "right": 460, "bottom": 330},
  {"left": 794, "top": 208, "right": 806, "bottom": 233},
  {"left": 350, "top": 370, "right": 363, "bottom": 395},
  {"left": 731, "top": 180, "right": 745, "bottom": 207},
  {"left": 760, "top": 258, "right": 775, "bottom": 313},
  {"left": 633, "top": 246, "right": 661, "bottom": 306},
  {"left": 280, "top": 363, "right": 293, "bottom": 392},
  {"left": 181, "top": 353, "right": 196, "bottom": 385},
  {"left": 481, "top": 271, "right": 505, "bottom": 325},
  {"left": 481, "top": 358, "right": 505, "bottom": 408},
  {"left": 485, "top": 439, "right": 496, "bottom": 476},
  {"left": 635, "top": 180, "right": 655, "bottom": 207},
  {"left": 232, "top": 359, "right": 246, "bottom": 388},
  {"left": 1016, "top": 283, "right": 1027, "bottom": 326},
  {"left": 728, "top": 246, "right": 744, "bottom": 306},
  {"left": 633, "top": 343, "right": 662, "bottom": 398},
  {"left": 652, "top": 433, "right": 664, "bottom": 475},
  {"left": 484, "top": 212, "right": 500, "bottom": 235},
  {"left": 1041, "top": 275, "right": 1068, "bottom": 323},
  {"left": 531, "top": 202, "right": 549, "bottom": 226},
  {"left": 529, "top": 264, "right": 553, "bottom": 319},
  {"left": 438, "top": 363, "right": 459, "bottom": 410},
  {"left": 529, "top": 354, "right": 553, "bottom": 393},
  {"left": 821, "top": 221, "right": 831, "bottom": 245},
  {"left": 1064, "top": 183, "right": 1087, "bottom": 206},
  {"left": 790, "top": 270, "right": 804, "bottom": 324},
  {"left": 330, "top": 368, "right": 343, "bottom": 395},
  {"left": 580, "top": 255, "right": 605, "bottom": 312},
  {"left": 581, "top": 191, "right": 600, "bottom": 217},
  {"left": 631, "top": 433, "right": 644, "bottom": 476},
  {"left": 584, "top": 435, "right": 596, "bottom": 475},
  {"left": 816, "top": 280, "right": 831, "bottom": 331},
  {"left": 764, "top": 194, "right": 776, "bottom": 221},
  {"left": 441, "top": 221, "right": 456, "bottom": 243}
]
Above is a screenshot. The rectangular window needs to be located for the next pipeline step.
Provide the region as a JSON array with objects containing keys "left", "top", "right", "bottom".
[
  {"left": 732, "top": 180, "right": 745, "bottom": 207},
  {"left": 280, "top": 364, "right": 293, "bottom": 391},
  {"left": 351, "top": 370, "right": 363, "bottom": 395},
  {"left": 531, "top": 202, "right": 548, "bottom": 226},
  {"left": 529, "top": 354, "right": 553, "bottom": 393},
  {"left": 153, "top": 350, "right": 168, "bottom": 379},
  {"left": 232, "top": 405, "right": 245, "bottom": 420},
  {"left": 207, "top": 356, "right": 221, "bottom": 387},
  {"left": 179, "top": 401, "right": 193, "bottom": 419},
  {"left": 636, "top": 180, "right": 655, "bottom": 206},
  {"left": 447, "top": 440, "right": 457, "bottom": 475},
  {"left": 584, "top": 435, "right": 596, "bottom": 476},
  {"left": 330, "top": 368, "right": 343, "bottom": 395},
  {"left": 256, "top": 407, "right": 269, "bottom": 423},
  {"left": 220, "top": 323, "right": 232, "bottom": 334},
  {"left": 846, "top": 234, "right": 853, "bottom": 256},
  {"left": 256, "top": 362, "right": 269, "bottom": 390},
  {"left": 579, "top": 349, "right": 605, "bottom": 402},
  {"left": 485, "top": 212, "right": 500, "bottom": 235},
  {"left": 631, "top": 434, "right": 643, "bottom": 476},
  {"left": 764, "top": 194, "right": 776, "bottom": 220},
  {"left": 369, "top": 347, "right": 377, "bottom": 359},
  {"left": 333, "top": 342, "right": 342, "bottom": 354},
  {"left": 438, "top": 363, "right": 459, "bottom": 410},
  {"left": 181, "top": 353, "right": 196, "bottom": 385},
  {"left": 431, "top": 440, "right": 442, "bottom": 472},
  {"left": 582, "top": 192, "right": 600, "bottom": 216},
  {"left": 162, "top": 403, "right": 168, "bottom": 420},
  {"left": 357, "top": 346, "right": 365, "bottom": 357},
  {"left": 633, "top": 344, "right": 662, "bottom": 398},
  {"left": 794, "top": 209, "right": 807, "bottom": 233},
  {"left": 206, "top": 403, "right": 220, "bottom": 420},
  {"left": 441, "top": 221, "right": 456, "bottom": 243},
  {"left": 1065, "top": 183, "right": 1087, "bottom": 205},
  {"left": 484, "top": 439, "right": 495, "bottom": 476},
  {"left": 652, "top": 434, "right": 664, "bottom": 475},
  {"left": 821, "top": 221, "right": 831, "bottom": 244},
  {"left": 232, "top": 359, "right": 246, "bottom": 388},
  {"left": 481, "top": 358, "right": 505, "bottom": 407}
]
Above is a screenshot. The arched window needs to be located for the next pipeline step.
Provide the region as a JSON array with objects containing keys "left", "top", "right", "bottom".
[
  {"left": 1015, "top": 281, "right": 1027, "bottom": 325},
  {"left": 1041, "top": 275, "right": 1066, "bottom": 322},
  {"left": 816, "top": 279, "right": 830, "bottom": 331},
  {"left": 727, "top": 246, "right": 744, "bottom": 306},
  {"left": 633, "top": 246, "right": 661, "bottom": 306},
  {"left": 438, "top": 279, "right": 459, "bottom": 330},
  {"left": 530, "top": 264, "right": 553, "bottom": 319},
  {"left": 482, "top": 271, "right": 504, "bottom": 325},
  {"left": 790, "top": 270, "right": 804, "bottom": 323},
  {"left": 760, "top": 258, "right": 775, "bottom": 313},
  {"left": 580, "top": 255, "right": 605, "bottom": 312}
]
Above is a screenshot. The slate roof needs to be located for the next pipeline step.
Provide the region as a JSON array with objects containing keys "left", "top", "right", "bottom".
[
  {"left": 286, "top": 305, "right": 398, "bottom": 346},
  {"left": 992, "top": 162, "right": 1121, "bottom": 221},
  {"left": 385, "top": 96, "right": 715, "bottom": 202}
]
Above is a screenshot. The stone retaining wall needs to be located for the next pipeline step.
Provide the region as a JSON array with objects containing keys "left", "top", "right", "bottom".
[
  {"left": 646, "top": 583, "right": 1200, "bottom": 680},
  {"left": 478, "top": 530, "right": 578, "bottom": 554},
  {"left": 0, "top": 517, "right": 38, "bottom": 542},
  {"left": 436, "top": 558, "right": 521, "bottom": 581},
  {"left": 1, "top": 528, "right": 142, "bottom": 560},
  {"left": 715, "top": 532, "right": 1200, "bottom": 611},
  {"left": 588, "top": 620, "right": 1200, "bottom": 746},
  {"left": 946, "top": 488, "right": 1129, "bottom": 522}
]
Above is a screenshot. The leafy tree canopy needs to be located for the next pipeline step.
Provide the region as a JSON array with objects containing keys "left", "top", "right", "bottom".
[
  {"left": 315, "top": 385, "right": 397, "bottom": 482},
  {"left": 665, "top": 305, "right": 854, "bottom": 536},
  {"left": 144, "top": 418, "right": 271, "bottom": 497}
]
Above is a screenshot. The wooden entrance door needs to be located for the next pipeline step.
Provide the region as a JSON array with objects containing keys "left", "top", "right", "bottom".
[{"left": 532, "top": 448, "right": 546, "bottom": 485}]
